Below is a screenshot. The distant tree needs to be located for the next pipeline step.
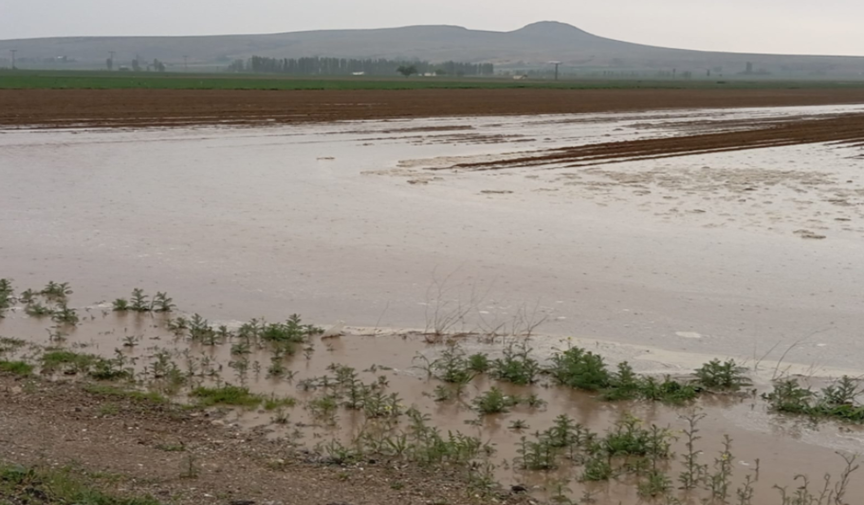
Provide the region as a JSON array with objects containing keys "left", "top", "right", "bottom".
[
  {"left": 227, "top": 59, "right": 245, "bottom": 72},
  {"left": 152, "top": 59, "right": 166, "bottom": 72},
  {"left": 106, "top": 58, "right": 113, "bottom": 71},
  {"left": 397, "top": 65, "right": 418, "bottom": 77},
  {"left": 131, "top": 59, "right": 141, "bottom": 72}
]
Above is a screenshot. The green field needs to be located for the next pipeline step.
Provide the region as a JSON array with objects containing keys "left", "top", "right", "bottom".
[{"left": 2, "top": 70, "right": 864, "bottom": 91}]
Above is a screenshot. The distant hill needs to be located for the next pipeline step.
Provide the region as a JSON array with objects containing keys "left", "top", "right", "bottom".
[{"left": 2, "top": 21, "right": 864, "bottom": 77}]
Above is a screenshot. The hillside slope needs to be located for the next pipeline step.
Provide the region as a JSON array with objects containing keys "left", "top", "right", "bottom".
[{"left": 2, "top": 21, "right": 863, "bottom": 76}]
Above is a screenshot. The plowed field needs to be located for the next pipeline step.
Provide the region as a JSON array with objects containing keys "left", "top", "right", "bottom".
[{"left": 2, "top": 87, "right": 864, "bottom": 128}]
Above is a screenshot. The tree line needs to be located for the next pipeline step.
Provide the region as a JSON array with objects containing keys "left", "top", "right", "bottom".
[{"left": 229, "top": 56, "right": 494, "bottom": 76}]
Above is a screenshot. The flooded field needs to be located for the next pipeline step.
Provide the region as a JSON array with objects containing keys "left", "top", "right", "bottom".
[{"left": 2, "top": 104, "right": 864, "bottom": 503}]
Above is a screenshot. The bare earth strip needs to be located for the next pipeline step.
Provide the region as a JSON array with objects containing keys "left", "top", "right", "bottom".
[
  {"left": 449, "top": 112, "right": 864, "bottom": 170},
  {"left": 3, "top": 88, "right": 864, "bottom": 128}
]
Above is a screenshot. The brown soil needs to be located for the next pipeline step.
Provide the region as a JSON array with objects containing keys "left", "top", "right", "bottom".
[
  {"left": 449, "top": 112, "right": 864, "bottom": 170},
  {"left": 3, "top": 88, "right": 864, "bottom": 128},
  {"left": 0, "top": 373, "right": 527, "bottom": 505}
]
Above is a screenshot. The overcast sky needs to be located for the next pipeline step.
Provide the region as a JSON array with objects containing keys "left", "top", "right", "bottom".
[{"left": 3, "top": 0, "right": 863, "bottom": 56}]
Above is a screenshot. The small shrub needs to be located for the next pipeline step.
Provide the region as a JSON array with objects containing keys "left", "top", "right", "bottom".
[
  {"left": 467, "top": 353, "right": 491, "bottom": 373},
  {"left": 130, "top": 288, "right": 149, "bottom": 312},
  {"left": 490, "top": 341, "right": 540, "bottom": 385},
  {"left": 763, "top": 379, "right": 814, "bottom": 415},
  {"left": 472, "top": 387, "right": 520, "bottom": 414},
  {"left": 416, "top": 344, "right": 475, "bottom": 384},
  {"left": 152, "top": 292, "right": 175, "bottom": 312},
  {"left": 547, "top": 346, "right": 611, "bottom": 391},
  {"left": 25, "top": 302, "right": 53, "bottom": 317},
  {"left": 694, "top": 359, "right": 751, "bottom": 390},
  {"left": 51, "top": 303, "right": 79, "bottom": 325},
  {"left": 41, "top": 281, "right": 72, "bottom": 299}
]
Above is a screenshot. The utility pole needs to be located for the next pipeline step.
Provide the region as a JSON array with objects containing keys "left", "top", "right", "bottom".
[
  {"left": 10, "top": 49, "right": 17, "bottom": 69},
  {"left": 183, "top": 55, "right": 188, "bottom": 72},
  {"left": 549, "top": 60, "right": 561, "bottom": 81},
  {"left": 107, "top": 51, "right": 115, "bottom": 71}
]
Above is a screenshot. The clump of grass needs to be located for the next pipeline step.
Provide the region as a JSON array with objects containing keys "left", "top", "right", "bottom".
[
  {"left": 764, "top": 376, "right": 864, "bottom": 422},
  {"left": 0, "top": 360, "right": 34, "bottom": 376},
  {"left": 191, "top": 384, "right": 263, "bottom": 407}
]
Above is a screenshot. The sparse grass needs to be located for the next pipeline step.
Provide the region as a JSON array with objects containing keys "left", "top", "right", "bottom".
[
  {"left": 99, "top": 402, "right": 120, "bottom": 416},
  {"left": 41, "top": 350, "right": 130, "bottom": 380},
  {"left": 0, "top": 463, "right": 162, "bottom": 505},
  {"left": 190, "top": 384, "right": 263, "bottom": 407},
  {"left": 263, "top": 395, "right": 297, "bottom": 411},
  {"left": 0, "top": 360, "right": 34, "bottom": 376}
]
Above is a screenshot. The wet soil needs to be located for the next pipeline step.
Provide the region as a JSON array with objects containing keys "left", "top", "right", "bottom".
[
  {"left": 4, "top": 88, "right": 864, "bottom": 128},
  {"left": 0, "top": 372, "right": 530, "bottom": 505},
  {"left": 450, "top": 113, "right": 864, "bottom": 170}
]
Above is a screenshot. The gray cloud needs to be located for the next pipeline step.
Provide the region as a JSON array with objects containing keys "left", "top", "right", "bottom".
[{"left": 3, "top": 0, "right": 863, "bottom": 56}]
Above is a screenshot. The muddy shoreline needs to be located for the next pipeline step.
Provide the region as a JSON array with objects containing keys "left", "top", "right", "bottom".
[{"left": 4, "top": 88, "right": 864, "bottom": 128}]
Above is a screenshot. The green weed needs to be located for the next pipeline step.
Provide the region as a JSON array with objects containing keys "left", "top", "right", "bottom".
[
  {"left": 472, "top": 387, "right": 520, "bottom": 414},
  {"left": 694, "top": 359, "right": 752, "bottom": 390},
  {"left": 0, "top": 360, "right": 34, "bottom": 376},
  {"left": 0, "top": 463, "right": 161, "bottom": 504},
  {"left": 190, "top": 384, "right": 263, "bottom": 407}
]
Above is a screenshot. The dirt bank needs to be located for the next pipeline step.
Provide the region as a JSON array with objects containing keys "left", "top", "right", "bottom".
[{"left": 3, "top": 87, "right": 864, "bottom": 128}]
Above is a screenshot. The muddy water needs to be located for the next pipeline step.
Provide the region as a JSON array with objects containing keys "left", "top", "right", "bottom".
[
  {"left": 2, "top": 106, "right": 864, "bottom": 374},
  {"left": 2, "top": 309, "right": 864, "bottom": 502},
  {"left": 2, "top": 105, "right": 864, "bottom": 499}
]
